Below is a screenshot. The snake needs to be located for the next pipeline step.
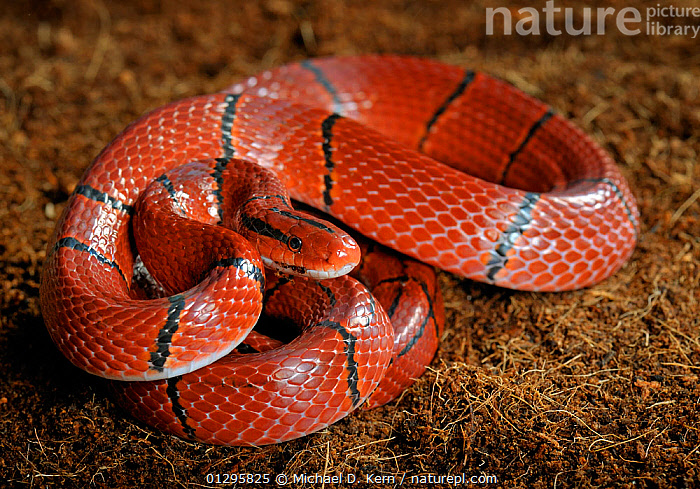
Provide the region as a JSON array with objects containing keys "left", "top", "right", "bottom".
[{"left": 40, "top": 55, "right": 638, "bottom": 446}]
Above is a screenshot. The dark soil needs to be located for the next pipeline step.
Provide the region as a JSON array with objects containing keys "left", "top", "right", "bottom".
[{"left": 1, "top": 1, "right": 698, "bottom": 488}]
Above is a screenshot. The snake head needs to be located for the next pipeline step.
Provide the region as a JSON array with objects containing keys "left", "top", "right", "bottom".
[{"left": 239, "top": 206, "right": 361, "bottom": 279}]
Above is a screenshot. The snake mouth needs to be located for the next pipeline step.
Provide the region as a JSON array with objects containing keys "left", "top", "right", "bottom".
[
  {"left": 262, "top": 256, "right": 356, "bottom": 279},
  {"left": 305, "top": 261, "right": 357, "bottom": 280}
]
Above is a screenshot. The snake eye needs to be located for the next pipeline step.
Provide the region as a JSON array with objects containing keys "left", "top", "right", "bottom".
[{"left": 288, "top": 236, "right": 302, "bottom": 252}]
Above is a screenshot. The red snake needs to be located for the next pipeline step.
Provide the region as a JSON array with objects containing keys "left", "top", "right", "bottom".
[{"left": 40, "top": 55, "right": 637, "bottom": 446}]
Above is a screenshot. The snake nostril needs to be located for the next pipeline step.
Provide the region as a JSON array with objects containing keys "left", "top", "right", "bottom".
[{"left": 288, "top": 236, "right": 302, "bottom": 252}]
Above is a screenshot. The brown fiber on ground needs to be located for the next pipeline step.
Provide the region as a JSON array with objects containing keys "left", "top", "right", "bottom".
[{"left": 0, "top": 1, "right": 698, "bottom": 488}]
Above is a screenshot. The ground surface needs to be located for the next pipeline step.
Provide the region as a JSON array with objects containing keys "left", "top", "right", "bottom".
[{"left": 1, "top": 1, "right": 698, "bottom": 488}]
